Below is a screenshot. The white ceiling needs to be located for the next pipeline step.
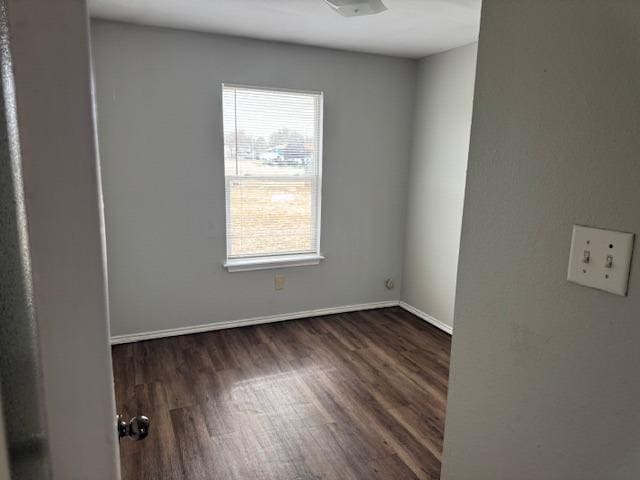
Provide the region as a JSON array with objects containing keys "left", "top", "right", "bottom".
[{"left": 88, "top": 0, "right": 481, "bottom": 58}]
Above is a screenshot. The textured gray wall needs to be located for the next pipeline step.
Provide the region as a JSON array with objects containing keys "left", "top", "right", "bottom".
[
  {"left": 401, "top": 43, "right": 477, "bottom": 328},
  {"left": 0, "top": 2, "right": 49, "bottom": 474},
  {"left": 442, "top": 1, "right": 640, "bottom": 479},
  {"left": 91, "top": 20, "right": 415, "bottom": 337}
]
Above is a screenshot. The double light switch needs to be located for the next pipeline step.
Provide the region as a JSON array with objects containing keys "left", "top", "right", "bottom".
[{"left": 567, "top": 225, "right": 635, "bottom": 296}]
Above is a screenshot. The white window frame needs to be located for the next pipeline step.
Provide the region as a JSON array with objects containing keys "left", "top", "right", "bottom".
[{"left": 221, "top": 83, "right": 324, "bottom": 272}]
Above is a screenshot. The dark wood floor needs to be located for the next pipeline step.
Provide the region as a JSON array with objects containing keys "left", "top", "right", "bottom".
[{"left": 112, "top": 307, "right": 451, "bottom": 480}]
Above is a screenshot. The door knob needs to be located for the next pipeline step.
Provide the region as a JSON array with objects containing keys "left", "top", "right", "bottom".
[{"left": 117, "top": 414, "right": 150, "bottom": 441}]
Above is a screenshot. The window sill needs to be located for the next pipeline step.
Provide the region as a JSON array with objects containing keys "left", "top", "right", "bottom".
[{"left": 224, "top": 254, "right": 325, "bottom": 272}]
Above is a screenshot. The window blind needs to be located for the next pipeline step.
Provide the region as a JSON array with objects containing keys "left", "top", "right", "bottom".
[{"left": 222, "top": 84, "right": 323, "bottom": 260}]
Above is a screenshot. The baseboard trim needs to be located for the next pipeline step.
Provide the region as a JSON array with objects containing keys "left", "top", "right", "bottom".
[
  {"left": 110, "top": 300, "right": 400, "bottom": 345},
  {"left": 110, "top": 299, "right": 453, "bottom": 344},
  {"left": 398, "top": 301, "right": 453, "bottom": 335}
]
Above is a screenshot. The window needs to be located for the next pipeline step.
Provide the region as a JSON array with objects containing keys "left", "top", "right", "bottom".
[{"left": 222, "top": 84, "right": 324, "bottom": 271}]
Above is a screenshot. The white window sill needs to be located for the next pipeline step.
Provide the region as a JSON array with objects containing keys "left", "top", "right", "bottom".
[{"left": 224, "top": 254, "right": 325, "bottom": 272}]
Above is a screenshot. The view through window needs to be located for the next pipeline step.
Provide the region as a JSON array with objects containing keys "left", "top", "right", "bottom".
[{"left": 222, "top": 84, "right": 323, "bottom": 260}]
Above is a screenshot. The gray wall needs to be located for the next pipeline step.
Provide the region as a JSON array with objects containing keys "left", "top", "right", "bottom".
[
  {"left": 401, "top": 43, "right": 477, "bottom": 328},
  {"left": 90, "top": 20, "right": 415, "bottom": 337},
  {"left": 443, "top": 1, "right": 640, "bottom": 479},
  {"left": 0, "top": 6, "right": 49, "bottom": 473}
]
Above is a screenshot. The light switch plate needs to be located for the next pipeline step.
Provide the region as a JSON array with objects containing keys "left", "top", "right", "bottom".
[{"left": 567, "top": 225, "right": 634, "bottom": 296}]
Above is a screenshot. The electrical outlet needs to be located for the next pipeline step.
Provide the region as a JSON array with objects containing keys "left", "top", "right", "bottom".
[{"left": 274, "top": 274, "right": 285, "bottom": 291}]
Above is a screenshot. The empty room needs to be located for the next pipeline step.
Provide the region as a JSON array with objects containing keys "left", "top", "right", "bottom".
[
  {"left": 89, "top": 0, "right": 478, "bottom": 478},
  {"left": 4, "top": 1, "right": 639, "bottom": 480}
]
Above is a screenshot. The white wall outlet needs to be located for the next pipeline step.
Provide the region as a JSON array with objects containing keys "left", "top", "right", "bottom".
[
  {"left": 567, "top": 225, "right": 634, "bottom": 296},
  {"left": 274, "top": 274, "right": 285, "bottom": 291}
]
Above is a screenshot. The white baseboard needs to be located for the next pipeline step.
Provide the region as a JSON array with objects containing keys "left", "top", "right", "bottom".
[
  {"left": 110, "top": 299, "right": 453, "bottom": 344},
  {"left": 110, "top": 300, "right": 400, "bottom": 345},
  {"left": 398, "top": 301, "right": 453, "bottom": 335}
]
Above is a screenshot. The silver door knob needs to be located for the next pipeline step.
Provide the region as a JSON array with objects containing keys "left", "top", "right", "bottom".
[{"left": 117, "top": 414, "right": 150, "bottom": 441}]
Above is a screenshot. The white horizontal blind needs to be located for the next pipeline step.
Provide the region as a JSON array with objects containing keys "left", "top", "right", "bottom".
[{"left": 222, "top": 84, "right": 323, "bottom": 259}]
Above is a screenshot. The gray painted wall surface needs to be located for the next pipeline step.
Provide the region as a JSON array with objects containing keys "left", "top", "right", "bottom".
[
  {"left": 91, "top": 20, "right": 415, "bottom": 337},
  {"left": 443, "top": 2, "right": 640, "bottom": 479},
  {"left": 401, "top": 43, "right": 477, "bottom": 328},
  {"left": 0, "top": 8, "right": 49, "bottom": 473}
]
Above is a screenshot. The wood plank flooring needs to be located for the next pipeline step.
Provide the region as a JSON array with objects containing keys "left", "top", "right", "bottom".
[{"left": 112, "top": 307, "right": 451, "bottom": 480}]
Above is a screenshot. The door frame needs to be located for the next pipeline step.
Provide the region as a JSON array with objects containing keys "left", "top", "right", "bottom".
[{"left": 2, "top": 0, "right": 120, "bottom": 477}]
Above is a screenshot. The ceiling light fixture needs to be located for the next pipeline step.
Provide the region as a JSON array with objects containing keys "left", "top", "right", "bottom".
[{"left": 323, "top": 0, "right": 387, "bottom": 17}]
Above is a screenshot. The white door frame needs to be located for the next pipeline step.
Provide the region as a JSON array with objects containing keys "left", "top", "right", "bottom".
[{"left": 3, "top": 0, "right": 120, "bottom": 477}]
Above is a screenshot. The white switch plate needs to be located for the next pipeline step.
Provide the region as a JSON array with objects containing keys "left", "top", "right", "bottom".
[{"left": 567, "top": 225, "right": 635, "bottom": 296}]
